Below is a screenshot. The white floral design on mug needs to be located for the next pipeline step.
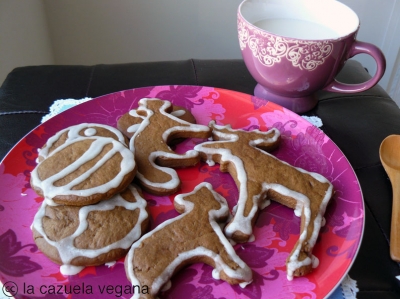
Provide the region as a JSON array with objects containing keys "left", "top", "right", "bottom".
[{"left": 238, "top": 18, "right": 333, "bottom": 71}]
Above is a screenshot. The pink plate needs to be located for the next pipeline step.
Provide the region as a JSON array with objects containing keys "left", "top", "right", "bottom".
[{"left": 0, "top": 86, "right": 364, "bottom": 299}]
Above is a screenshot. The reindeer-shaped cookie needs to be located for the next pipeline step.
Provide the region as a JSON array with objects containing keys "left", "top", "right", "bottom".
[
  {"left": 194, "top": 121, "right": 333, "bottom": 279},
  {"left": 117, "top": 98, "right": 211, "bottom": 195},
  {"left": 124, "top": 182, "right": 252, "bottom": 299}
]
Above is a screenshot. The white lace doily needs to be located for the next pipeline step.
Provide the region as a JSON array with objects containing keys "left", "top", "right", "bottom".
[
  {"left": 42, "top": 98, "right": 358, "bottom": 299},
  {"left": 302, "top": 115, "right": 323, "bottom": 128},
  {"left": 341, "top": 275, "right": 359, "bottom": 298},
  {"left": 41, "top": 97, "right": 93, "bottom": 123}
]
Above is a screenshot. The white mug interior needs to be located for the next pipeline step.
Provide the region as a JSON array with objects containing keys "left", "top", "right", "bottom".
[{"left": 239, "top": 0, "right": 360, "bottom": 40}]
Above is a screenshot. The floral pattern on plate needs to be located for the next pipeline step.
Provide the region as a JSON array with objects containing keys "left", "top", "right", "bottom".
[{"left": 0, "top": 86, "right": 363, "bottom": 299}]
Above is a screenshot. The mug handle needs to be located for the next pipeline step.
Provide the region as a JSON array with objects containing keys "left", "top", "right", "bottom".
[{"left": 323, "top": 41, "right": 386, "bottom": 93}]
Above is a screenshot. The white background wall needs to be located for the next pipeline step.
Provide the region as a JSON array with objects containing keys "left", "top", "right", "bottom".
[
  {"left": 341, "top": 0, "right": 400, "bottom": 102},
  {"left": 43, "top": 0, "right": 242, "bottom": 65},
  {"left": 0, "top": 0, "right": 54, "bottom": 83},
  {"left": 1, "top": 0, "right": 399, "bottom": 105}
]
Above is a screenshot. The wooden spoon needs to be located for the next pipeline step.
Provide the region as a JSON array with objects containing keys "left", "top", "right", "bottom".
[{"left": 380, "top": 134, "right": 400, "bottom": 262}]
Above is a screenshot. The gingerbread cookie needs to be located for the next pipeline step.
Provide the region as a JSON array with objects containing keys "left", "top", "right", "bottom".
[
  {"left": 118, "top": 104, "right": 196, "bottom": 139},
  {"left": 38, "top": 123, "right": 129, "bottom": 162},
  {"left": 32, "top": 184, "right": 149, "bottom": 275},
  {"left": 119, "top": 98, "right": 211, "bottom": 195},
  {"left": 31, "top": 125, "right": 136, "bottom": 206},
  {"left": 194, "top": 121, "right": 333, "bottom": 279},
  {"left": 125, "top": 182, "right": 252, "bottom": 299}
]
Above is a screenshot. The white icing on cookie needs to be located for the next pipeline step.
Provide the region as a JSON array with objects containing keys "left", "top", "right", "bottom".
[
  {"left": 60, "top": 265, "right": 84, "bottom": 276},
  {"left": 125, "top": 182, "right": 252, "bottom": 298},
  {"left": 194, "top": 122, "right": 333, "bottom": 280},
  {"left": 134, "top": 150, "right": 198, "bottom": 191},
  {"left": 170, "top": 109, "right": 186, "bottom": 117},
  {"left": 32, "top": 185, "right": 148, "bottom": 273},
  {"left": 127, "top": 123, "right": 141, "bottom": 134},
  {"left": 105, "top": 261, "right": 117, "bottom": 268},
  {"left": 39, "top": 123, "right": 128, "bottom": 159},
  {"left": 31, "top": 136, "right": 136, "bottom": 202},
  {"left": 83, "top": 128, "right": 96, "bottom": 136},
  {"left": 127, "top": 98, "right": 210, "bottom": 194},
  {"left": 194, "top": 125, "right": 280, "bottom": 238}
]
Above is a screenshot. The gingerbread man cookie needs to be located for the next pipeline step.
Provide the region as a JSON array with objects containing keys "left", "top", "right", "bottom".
[
  {"left": 124, "top": 182, "right": 252, "bottom": 299},
  {"left": 194, "top": 121, "right": 333, "bottom": 279},
  {"left": 119, "top": 98, "right": 211, "bottom": 195},
  {"left": 118, "top": 104, "right": 197, "bottom": 139}
]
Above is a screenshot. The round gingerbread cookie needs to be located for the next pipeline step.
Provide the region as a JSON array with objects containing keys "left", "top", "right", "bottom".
[
  {"left": 31, "top": 134, "right": 136, "bottom": 206},
  {"left": 32, "top": 184, "right": 149, "bottom": 275},
  {"left": 38, "top": 123, "right": 129, "bottom": 162}
]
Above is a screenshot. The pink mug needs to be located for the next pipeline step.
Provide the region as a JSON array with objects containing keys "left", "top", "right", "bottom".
[{"left": 238, "top": 0, "right": 386, "bottom": 113}]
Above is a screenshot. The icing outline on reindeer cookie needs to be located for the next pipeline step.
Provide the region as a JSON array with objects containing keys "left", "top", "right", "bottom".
[{"left": 194, "top": 121, "right": 333, "bottom": 280}]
